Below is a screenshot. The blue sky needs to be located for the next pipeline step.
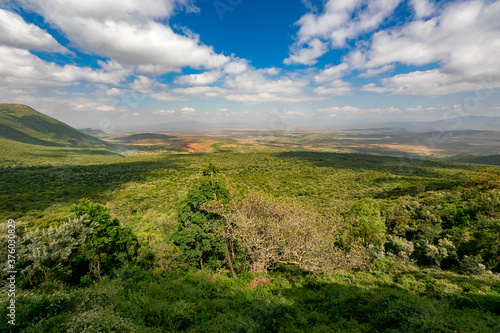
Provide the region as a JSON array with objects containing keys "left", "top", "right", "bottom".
[{"left": 0, "top": 0, "right": 499, "bottom": 130}]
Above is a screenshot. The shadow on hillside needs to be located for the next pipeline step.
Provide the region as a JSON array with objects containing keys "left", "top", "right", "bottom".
[
  {"left": 24, "top": 148, "right": 120, "bottom": 158},
  {"left": 21, "top": 270, "right": 493, "bottom": 333},
  {"left": 0, "top": 157, "right": 182, "bottom": 220},
  {"left": 13, "top": 114, "right": 89, "bottom": 142},
  {"left": 447, "top": 154, "right": 500, "bottom": 166},
  {"left": 275, "top": 151, "right": 484, "bottom": 199},
  {"left": 275, "top": 151, "right": 480, "bottom": 178},
  {"left": 265, "top": 279, "right": 500, "bottom": 332},
  {"left": 0, "top": 123, "right": 63, "bottom": 147}
]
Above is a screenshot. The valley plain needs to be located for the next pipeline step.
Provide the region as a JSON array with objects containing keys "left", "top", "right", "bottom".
[{"left": 106, "top": 127, "right": 500, "bottom": 161}]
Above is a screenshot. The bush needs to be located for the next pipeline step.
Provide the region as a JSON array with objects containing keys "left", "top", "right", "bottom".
[
  {"left": 424, "top": 238, "right": 457, "bottom": 267},
  {"left": 374, "top": 257, "right": 396, "bottom": 273},
  {"left": 218, "top": 191, "right": 364, "bottom": 274},
  {"left": 385, "top": 235, "right": 415, "bottom": 263},
  {"left": 459, "top": 255, "right": 486, "bottom": 275},
  {"left": 71, "top": 199, "right": 139, "bottom": 282},
  {"left": 64, "top": 306, "right": 151, "bottom": 333}
]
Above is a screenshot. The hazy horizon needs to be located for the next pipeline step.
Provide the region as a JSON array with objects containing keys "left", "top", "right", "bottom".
[{"left": 79, "top": 113, "right": 500, "bottom": 133}]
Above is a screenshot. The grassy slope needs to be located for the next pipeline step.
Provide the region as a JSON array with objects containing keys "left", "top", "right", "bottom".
[
  {"left": 0, "top": 103, "right": 110, "bottom": 148},
  {"left": 0, "top": 104, "right": 123, "bottom": 168}
]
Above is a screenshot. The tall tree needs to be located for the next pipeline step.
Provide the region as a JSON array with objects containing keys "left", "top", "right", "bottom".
[
  {"left": 346, "top": 198, "right": 386, "bottom": 248},
  {"left": 173, "top": 165, "right": 236, "bottom": 277}
]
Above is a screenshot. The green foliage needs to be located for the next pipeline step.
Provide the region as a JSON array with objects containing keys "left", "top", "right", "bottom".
[
  {"left": 1, "top": 270, "right": 498, "bottom": 332},
  {"left": 459, "top": 255, "right": 486, "bottom": 275},
  {"left": 424, "top": 238, "right": 457, "bottom": 267},
  {"left": 70, "top": 199, "right": 139, "bottom": 281},
  {"left": 172, "top": 168, "right": 231, "bottom": 270},
  {"left": 346, "top": 198, "right": 386, "bottom": 247},
  {"left": 384, "top": 235, "right": 415, "bottom": 262},
  {"left": 0, "top": 200, "right": 139, "bottom": 288},
  {"left": 2, "top": 133, "right": 500, "bottom": 331},
  {"left": 202, "top": 162, "right": 219, "bottom": 179},
  {"left": 16, "top": 217, "right": 90, "bottom": 286},
  {"left": 373, "top": 257, "right": 396, "bottom": 273},
  {"left": 70, "top": 199, "right": 112, "bottom": 225}
]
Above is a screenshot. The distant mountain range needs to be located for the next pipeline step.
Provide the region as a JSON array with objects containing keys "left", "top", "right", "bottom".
[
  {"left": 115, "top": 133, "right": 177, "bottom": 143},
  {"left": 105, "top": 112, "right": 500, "bottom": 132},
  {"left": 0, "top": 104, "right": 110, "bottom": 148},
  {"left": 383, "top": 115, "right": 500, "bottom": 131}
]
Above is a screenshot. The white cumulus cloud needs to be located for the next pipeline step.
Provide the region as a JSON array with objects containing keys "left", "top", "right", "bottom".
[
  {"left": 355, "top": 1, "right": 500, "bottom": 95},
  {"left": 285, "top": 0, "right": 402, "bottom": 65},
  {"left": 0, "top": 45, "right": 130, "bottom": 90},
  {"left": 174, "top": 71, "right": 221, "bottom": 86},
  {"left": 17, "top": 0, "right": 229, "bottom": 74},
  {"left": 153, "top": 109, "right": 176, "bottom": 115},
  {"left": 0, "top": 8, "right": 68, "bottom": 53}
]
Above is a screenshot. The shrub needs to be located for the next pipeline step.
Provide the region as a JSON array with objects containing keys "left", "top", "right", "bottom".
[
  {"left": 374, "top": 257, "right": 396, "bottom": 273},
  {"left": 424, "top": 238, "right": 457, "bottom": 267},
  {"left": 385, "top": 235, "right": 415, "bottom": 263},
  {"left": 459, "top": 255, "right": 486, "bottom": 275},
  {"left": 16, "top": 217, "right": 90, "bottom": 286},
  {"left": 71, "top": 199, "right": 139, "bottom": 282}
]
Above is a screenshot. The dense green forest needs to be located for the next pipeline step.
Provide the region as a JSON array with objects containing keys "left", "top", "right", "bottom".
[
  {"left": 1, "top": 143, "right": 499, "bottom": 331},
  {"left": 0, "top": 104, "right": 499, "bottom": 332}
]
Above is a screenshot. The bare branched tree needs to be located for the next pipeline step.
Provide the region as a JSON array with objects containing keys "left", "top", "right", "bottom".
[{"left": 207, "top": 192, "right": 369, "bottom": 274}]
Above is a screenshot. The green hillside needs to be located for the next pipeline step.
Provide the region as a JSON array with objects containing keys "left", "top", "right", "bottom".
[
  {"left": 0, "top": 104, "right": 120, "bottom": 165},
  {"left": 0, "top": 104, "right": 109, "bottom": 147}
]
